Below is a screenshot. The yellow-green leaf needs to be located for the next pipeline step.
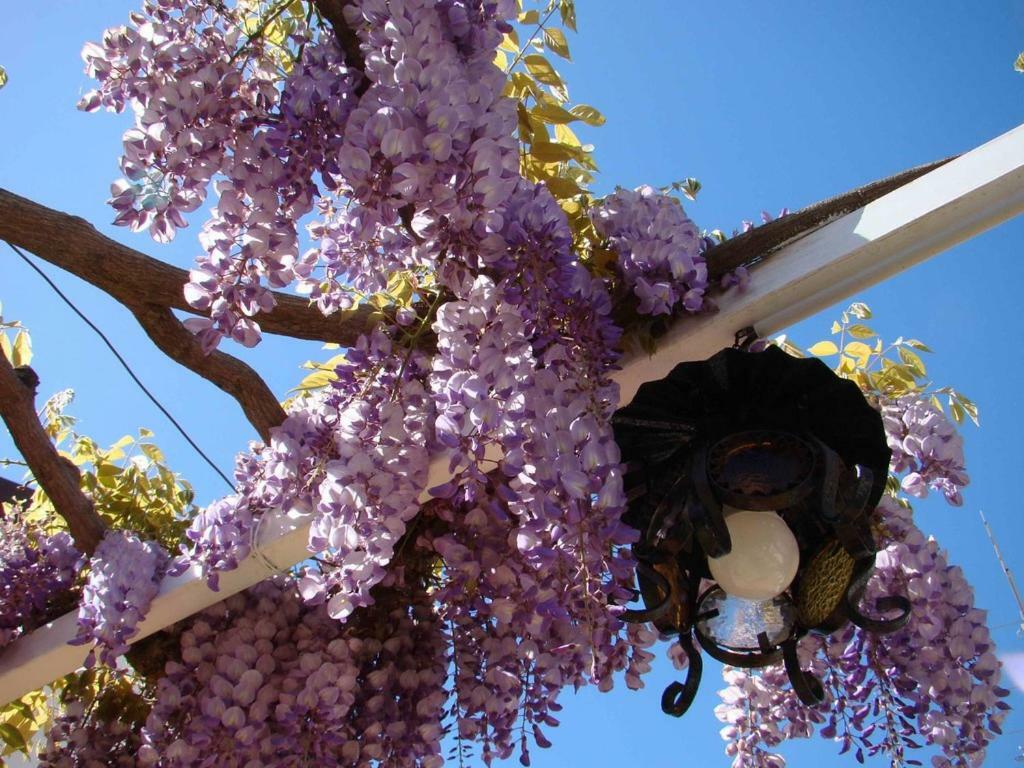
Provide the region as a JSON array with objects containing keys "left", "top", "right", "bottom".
[
  {"left": 559, "top": 0, "right": 577, "bottom": 31},
  {"left": 846, "top": 323, "right": 875, "bottom": 339},
  {"left": 523, "top": 54, "right": 563, "bottom": 88},
  {"left": 844, "top": 341, "right": 873, "bottom": 367},
  {"left": 0, "top": 66, "right": 7, "bottom": 91},
  {"left": 898, "top": 347, "right": 926, "bottom": 377},
  {"left": 848, "top": 302, "right": 872, "bottom": 319},
  {"left": 553, "top": 122, "right": 581, "bottom": 147},
  {"left": 540, "top": 174, "right": 585, "bottom": 199},
  {"left": 807, "top": 340, "right": 838, "bottom": 356},
  {"left": 140, "top": 443, "right": 165, "bottom": 463},
  {"left": 518, "top": 9, "right": 540, "bottom": 24},
  {"left": 499, "top": 29, "right": 520, "bottom": 54},
  {"left": 1016, "top": 51, "right": 1024, "bottom": 72},
  {"left": 0, "top": 333, "right": 11, "bottom": 362},
  {"left": 112, "top": 435, "right": 135, "bottom": 451},
  {"left": 830, "top": 321, "right": 842, "bottom": 334},
  {"left": 0, "top": 722, "right": 27, "bottom": 752},
  {"left": 531, "top": 100, "right": 577, "bottom": 124},
  {"left": 11, "top": 330, "right": 31, "bottom": 367},
  {"left": 529, "top": 141, "right": 578, "bottom": 163},
  {"left": 543, "top": 28, "right": 571, "bottom": 60},
  {"left": 949, "top": 400, "right": 965, "bottom": 424},
  {"left": 569, "top": 104, "right": 605, "bottom": 126}
]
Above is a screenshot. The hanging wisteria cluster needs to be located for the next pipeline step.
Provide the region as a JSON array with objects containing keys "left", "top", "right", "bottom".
[
  {"left": 71, "top": 530, "right": 169, "bottom": 668},
  {"left": 715, "top": 473, "right": 1008, "bottom": 767},
  {"left": 0, "top": 1, "right": 1009, "bottom": 767},
  {"left": 39, "top": 698, "right": 142, "bottom": 768},
  {"left": 0, "top": 519, "right": 81, "bottom": 650},
  {"left": 880, "top": 394, "right": 970, "bottom": 506},
  {"left": 136, "top": 574, "right": 447, "bottom": 767},
  {"left": 591, "top": 184, "right": 708, "bottom": 316}
]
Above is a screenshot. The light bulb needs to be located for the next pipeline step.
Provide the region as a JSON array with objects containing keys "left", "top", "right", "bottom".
[{"left": 707, "top": 507, "right": 799, "bottom": 600}]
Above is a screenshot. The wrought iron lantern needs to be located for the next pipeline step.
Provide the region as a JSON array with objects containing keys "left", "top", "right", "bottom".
[{"left": 612, "top": 343, "right": 911, "bottom": 717}]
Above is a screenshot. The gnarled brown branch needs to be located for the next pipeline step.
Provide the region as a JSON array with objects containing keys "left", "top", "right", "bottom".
[
  {"left": 0, "top": 187, "right": 381, "bottom": 442},
  {"left": 0, "top": 155, "right": 957, "bottom": 453},
  {"left": 0, "top": 356, "right": 106, "bottom": 554},
  {"left": 132, "top": 306, "right": 285, "bottom": 442},
  {"left": 0, "top": 188, "right": 378, "bottom": 346}
]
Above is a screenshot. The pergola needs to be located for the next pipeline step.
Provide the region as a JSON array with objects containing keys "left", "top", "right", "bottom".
[{"left": 2, "top": 122, "right": 1024, "bottom": 707}]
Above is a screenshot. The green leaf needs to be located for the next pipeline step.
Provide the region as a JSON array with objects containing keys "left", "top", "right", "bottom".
[
  {"left": 568, "top": 104, "right": 605, "bottom": 126},
  {"left": 543, "top": 28, "right": 571, "bottom": 60},
  {"left": 807, "top": 340, "right": 838, "bottom": 356},
  {"left": 523, "top": 54, "right": 563, "bottom": 87},
  {"left": 0, "top": 723, "right": 27, "bottom": 752}
]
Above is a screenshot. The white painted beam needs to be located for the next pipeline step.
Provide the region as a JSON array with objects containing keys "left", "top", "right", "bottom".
[{"left": 3, "top": 123, "right": 1024, "bottom": 706}]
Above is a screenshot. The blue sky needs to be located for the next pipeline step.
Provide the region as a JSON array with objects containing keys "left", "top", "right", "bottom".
[{"left": 1, "top": 1, "right": 1023, "bottom": 766}]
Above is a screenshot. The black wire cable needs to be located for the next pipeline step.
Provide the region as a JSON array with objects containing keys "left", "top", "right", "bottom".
[{"left": 7, "top": 242, "right": 235, "bottom": 491}]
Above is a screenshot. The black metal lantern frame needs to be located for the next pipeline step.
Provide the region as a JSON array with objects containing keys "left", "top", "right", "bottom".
[{"left": 612, "top": 344, "right": 911, "bottom": 717}]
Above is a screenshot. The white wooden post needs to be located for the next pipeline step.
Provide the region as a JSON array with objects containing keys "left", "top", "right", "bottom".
[{"left": 2, "top": 123, "right": 1023, "bottom": 706}]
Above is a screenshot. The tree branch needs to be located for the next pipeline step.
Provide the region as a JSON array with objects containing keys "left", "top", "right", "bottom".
[
  {"left": 133, "top": 306, "right": 285, "bottom": 442},
  {"left": 0, "top": 188, "right": 379, "bottom": 346},
  {"left": 0, "top": 357, "right": 105, "bottom": 554},
  {"left": 0, "top": 156, "right": 957, "bottom": 446},
  {"left": 311, "top": 0, "right": 368, "bottom": 95}
]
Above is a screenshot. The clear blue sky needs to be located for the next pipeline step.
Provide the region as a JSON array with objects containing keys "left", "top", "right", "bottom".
[{"left": 1, "top": 2, "right": 1022, "bottom": 766}]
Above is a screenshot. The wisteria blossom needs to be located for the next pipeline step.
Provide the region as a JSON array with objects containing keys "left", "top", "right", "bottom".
[
  {"left": 716, "top": 496, "right": 1008, "bottom": 767},
  {"left": 881, "top": 394, "right": 970, "bottom": 505},
  {"left": 0, "top": 522, "right": 81, "bottom": 650},
  {"left": 71, "top": 529, "right": 168, "bottom": 668},
  {"left": 138, "top": 575, "right": 446, "bottom": 767},
  {"left": 591, "top": 185, "right": 708, "bottom": 316},
  {"left": 2, "top": 1, "right": 1000, "bottom": 766}
]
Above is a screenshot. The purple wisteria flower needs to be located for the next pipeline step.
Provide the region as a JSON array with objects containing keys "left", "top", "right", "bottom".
[
  {"left": 881, "top": 394, "right": 969, "bottom": 505},
  {"left": 0, "top": 522, "right": 81, "bottom": 649},
  {"left": 591, "top": 185, "right": 708, "bottom": 316},
  {"left": 715, "top": 496, "right": 1008, "bottom": 767},
  {"left": 71, "top": 529, "right": 167, "bottom": 667}
]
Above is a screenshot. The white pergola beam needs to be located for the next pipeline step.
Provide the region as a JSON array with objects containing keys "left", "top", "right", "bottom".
[{"left": 3, "top": 123, "right": 1024, "bottom": 706}]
